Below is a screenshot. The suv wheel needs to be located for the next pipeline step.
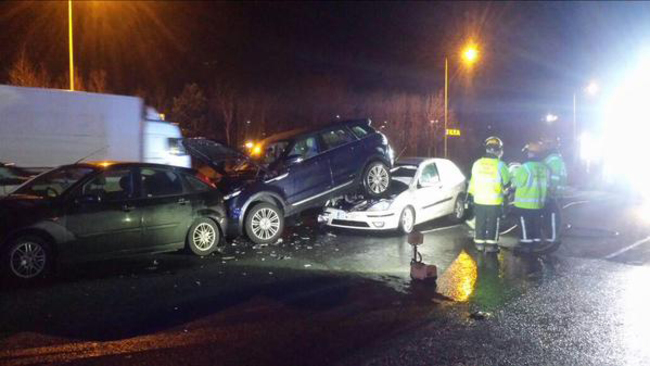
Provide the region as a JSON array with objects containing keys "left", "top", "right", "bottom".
[
  {"left": 187, "top": 218, "right": 220, "bottom": 256},
  {"left": 2, "top": 235, "right": 52, "bottom": 282},
  {"left": 245, "top": 202, "right": 284, "bottom": 244},
  {"left": 362, "top": 162, "right": 391, "bottom": 198}
]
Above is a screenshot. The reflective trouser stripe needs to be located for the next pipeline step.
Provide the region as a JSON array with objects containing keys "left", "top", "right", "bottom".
[
  {"left": 474, "top": 239, "right": 485, "bottom": 244},
  {"left": 520, "top": 216, "right": 528, "bottom": 240},
  {"left": 495, "top": 217, "right": 500, "bottom": 242},
  {"left": 550, "top": 212, "right": 557, "bottom": 242}
]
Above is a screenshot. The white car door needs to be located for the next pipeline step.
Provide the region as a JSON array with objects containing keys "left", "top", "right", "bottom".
[
  {"left": 435, "top": 160, "right": 462, "bottom": 215},
  {"left": 412, "top": 162, "right": 446, "bottom": 223}
]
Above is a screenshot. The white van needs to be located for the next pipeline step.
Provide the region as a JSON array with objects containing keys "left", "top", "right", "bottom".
[{"left": 0, "top": 85, "right": 190, "bottom": 169}]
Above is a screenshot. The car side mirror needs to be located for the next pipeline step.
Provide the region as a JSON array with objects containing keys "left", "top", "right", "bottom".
[
  {"left": 76, "top": 193, "right": 102, "bottom": 205},
  {"left": 285, "top": 154, "right": 304, "bottom": 166}
]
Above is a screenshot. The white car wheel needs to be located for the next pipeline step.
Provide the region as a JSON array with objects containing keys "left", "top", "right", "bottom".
[{"left": 399, "top": 207, "right": 415, "bottom": 234}]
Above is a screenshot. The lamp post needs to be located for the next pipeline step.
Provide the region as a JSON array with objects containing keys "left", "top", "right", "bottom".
[
  {"left": 444, "top": 44, "right": 479, "bottom": 158},
  {"left": 68, "top": 0, "right": 74, "bottom": 91},
  {"left": 572, "top": 81, "right": 598, "bottom": 164}
]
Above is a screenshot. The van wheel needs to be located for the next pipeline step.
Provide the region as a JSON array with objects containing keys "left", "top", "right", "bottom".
[
  {"left": 187, "top": 218, "right": 220, "bottom": 256},
  {"left": 2, "top": 235, "right": 53, "bottom": 282},
  {"left": 245, "top": 203, "right": 284, "bottom": 244},
  {"left": 399, "top": 207, "right": 416, "bottom": 234},
  {"left": 449, "top": 196, "right": 466, "bottom": 223},
  {"left": 362, "top": 162, "right": 391, "bottom": 198}
]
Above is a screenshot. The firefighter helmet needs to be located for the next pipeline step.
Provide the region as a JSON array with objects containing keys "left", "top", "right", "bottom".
[{"left": 484, "top": 136, "right": 504, "bottom": 157}]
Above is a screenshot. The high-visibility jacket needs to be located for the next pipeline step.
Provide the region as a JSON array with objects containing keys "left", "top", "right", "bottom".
[
  {"left": 513, "top": 161, "right": 549, "bottom": 209},
  {"left": 468, "top": 157, "right": 511, "bottom": 205},
  {"left": 544, "top": 153, "right": 567, "bottom": 198}
]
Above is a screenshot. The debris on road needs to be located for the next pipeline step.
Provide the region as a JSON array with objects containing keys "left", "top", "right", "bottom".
[{"left": 469, "top": 311, "right": 492, "bottom": 320}]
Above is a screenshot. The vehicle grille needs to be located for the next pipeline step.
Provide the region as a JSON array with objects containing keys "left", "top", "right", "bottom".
[{"left": 331, "top": 219, "right": 370, "bottom": 228}]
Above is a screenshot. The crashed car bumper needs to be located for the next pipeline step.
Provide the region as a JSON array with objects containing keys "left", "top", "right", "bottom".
[{"left": 319, "top": 207, "right": 399, "bottom": 230}]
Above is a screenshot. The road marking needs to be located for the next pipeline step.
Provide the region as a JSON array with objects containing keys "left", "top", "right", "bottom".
[
  {"left": 604, "top": 236, "right": 650, "bottom": 259},
  {"left": 421, "top": 224, "right": 461, "bottom": 234}
]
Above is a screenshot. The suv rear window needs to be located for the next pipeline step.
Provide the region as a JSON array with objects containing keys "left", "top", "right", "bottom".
[
  {"left": 349, "top": 124, "right": 374, "bottom": 139},
  {"left": 320, "top": 128, "right": 356, "bottom": 150}
]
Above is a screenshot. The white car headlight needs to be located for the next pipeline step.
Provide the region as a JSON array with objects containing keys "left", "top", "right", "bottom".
[{"left": 367, "top": 200, "right": 391, "bottom": 211}]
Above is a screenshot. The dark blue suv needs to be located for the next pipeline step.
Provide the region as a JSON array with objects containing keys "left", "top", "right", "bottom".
[{"left": 183, "top": 119, "right": 394, "bottom": 244}]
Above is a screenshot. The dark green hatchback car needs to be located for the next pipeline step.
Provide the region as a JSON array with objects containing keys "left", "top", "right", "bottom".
[{"left": 0, "top": 162, "right": 226, "bottom": 282}]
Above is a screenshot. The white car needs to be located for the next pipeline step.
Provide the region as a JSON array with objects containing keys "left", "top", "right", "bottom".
[{"left": 320, "top": 157, "right": 467, "bottom": 234}]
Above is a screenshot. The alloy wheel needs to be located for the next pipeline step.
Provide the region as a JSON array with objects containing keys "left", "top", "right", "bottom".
[
  {"left": 251, "top": 207, "right": 281, "bottom": 240},
  {"left": 368, "top": 165, "right": 390, "bottom": 194},
  {"left": 10, "top": 241, "right": 47, "bottom": 279},
  {"left": 192, "top": 223, "right": 216, "bottom": 251},
  {"left": 401, "top": 208, "right": 414, "bottom": 233}
]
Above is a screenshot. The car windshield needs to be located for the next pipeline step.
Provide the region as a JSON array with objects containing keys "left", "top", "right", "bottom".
[
  {"left": 392, "top": 166, "right": 417, "bottom": 178},
  {"left": 12, "top": 166, "right": 96, "bottom": 199}
]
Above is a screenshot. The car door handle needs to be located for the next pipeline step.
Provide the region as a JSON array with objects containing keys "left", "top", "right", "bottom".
[
  {"left": 178, "top": 198, "right": 188, "bottom": 205},
  {"left": 122, "top": 204, "right": 135, "bottom": 212}
]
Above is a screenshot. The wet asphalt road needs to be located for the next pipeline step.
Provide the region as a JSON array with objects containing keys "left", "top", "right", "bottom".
[{"left": 1, "top": 191, "right": 649, "bottom": 365}]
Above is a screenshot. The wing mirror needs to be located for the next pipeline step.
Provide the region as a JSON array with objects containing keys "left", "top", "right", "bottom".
[{"left": 76, "top": 193, "right": 102, "bottom": 205}]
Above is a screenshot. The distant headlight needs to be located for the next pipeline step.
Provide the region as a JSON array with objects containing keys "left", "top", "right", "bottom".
[
  {"left": 224, "top": 190, "right": 242, "bottom": 200},
  {"left": 367, "top": 200, "right": 391, "bottom": 211}
]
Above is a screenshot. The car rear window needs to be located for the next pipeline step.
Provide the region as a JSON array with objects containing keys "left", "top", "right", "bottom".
[
  {"left": 320, "top": 128, "right": 356, "bottom": 150},
  {"left": 141, "top": 168, "right": 184, "bottom": 197},
  {"left": 184, "top": 174, "right": 213, "bottom": 193}
]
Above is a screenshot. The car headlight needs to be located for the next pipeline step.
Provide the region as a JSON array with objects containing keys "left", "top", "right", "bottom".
[{"left": 367, "top": 200, "right": 391, "bottom": 211}]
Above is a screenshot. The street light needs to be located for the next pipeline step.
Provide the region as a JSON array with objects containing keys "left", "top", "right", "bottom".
[
  {"left": 546, "top": 113, "right": 559, "bottom": 123},
  {"left": 68, "top": 0, "right": 74, "bottom": 90},
  {"left": 585, "top": 81, "right": 599, "bottom": 96},
  {"left": 444, "top": 43, "right": 479, "bottom": 158}
]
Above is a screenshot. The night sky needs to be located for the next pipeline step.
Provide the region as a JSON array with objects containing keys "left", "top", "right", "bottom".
[{"left": 1, "top": 1, "right": 649, "bottom": 148}]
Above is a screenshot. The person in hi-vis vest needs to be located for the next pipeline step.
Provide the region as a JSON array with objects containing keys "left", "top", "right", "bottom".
[
  {"left": 541, "top": 138, "right": 567, "bottom": 244},
  {"left": 468, "top": 137, "right": 511, "bottom": 253},
  {"left": 513, "top": 142, "right": 550, "bottom": 251}
]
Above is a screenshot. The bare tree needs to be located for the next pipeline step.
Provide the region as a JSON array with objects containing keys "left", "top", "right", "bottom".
[
  {"left": 87, "top": 70, "right": 109, "bottom": 93},
  {"left": 7, "top": 50, "right": 54, "bottom": 88},
  {"left": 210, "top": 80, "right": 237, "bottom": 145},
  {"left": 171, "top": 83, "right": 208, "bottom": 137}
]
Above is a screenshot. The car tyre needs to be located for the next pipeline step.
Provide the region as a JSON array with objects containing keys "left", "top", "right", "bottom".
[
  {"left": 187, "top": 218, "right": 221, "bottom": 256},
  {"left": 398, "top": 206, "right": 416, "bottom": 235},
  {"left": 449, "top": 195, "right": 466, "bottom": 223},
  {"left": 245, "top": 202, "right": 284, "bottom": 244},
  {"left": 2, "top": 235, "right": 53, "bottom": 283},
  {"left": 362, "top": 161, "right": 391, "bottom": 199}
]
